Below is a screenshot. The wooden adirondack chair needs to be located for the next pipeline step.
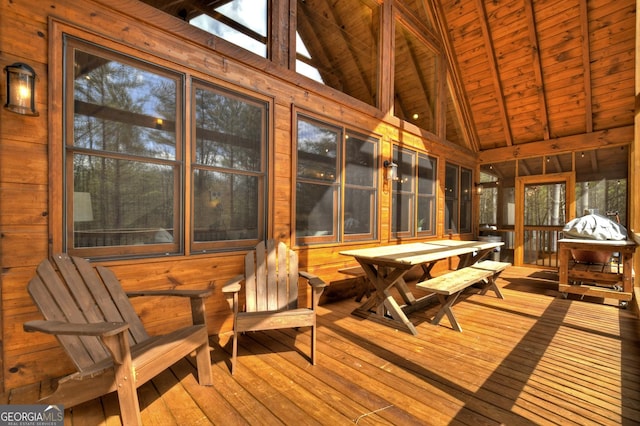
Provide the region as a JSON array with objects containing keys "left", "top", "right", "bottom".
[
  {"left": 222, "top": 240, "right": 326, "bottom": 374},
  {"left": 23, "top": 253, "right": 213, "bottom": 426}
]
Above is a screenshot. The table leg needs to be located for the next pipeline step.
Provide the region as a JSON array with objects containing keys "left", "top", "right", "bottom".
[
  {"left": 351, "top": 261, "right": 419, "bottom": 335},
  {"left": 458, "top": 248, "right": 494, "bottom": 268},
  {"left": 418, "top": 261, "right": 438, "bottom": 281}
]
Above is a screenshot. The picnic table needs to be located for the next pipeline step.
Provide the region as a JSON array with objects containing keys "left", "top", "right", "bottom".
[{"left": 340, "top": 239, "right": 504, "bottom": 334}]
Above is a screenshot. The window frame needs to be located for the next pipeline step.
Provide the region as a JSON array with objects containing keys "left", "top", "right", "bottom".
[
  {"left": 343, "top": 130, "right": 379, "bottom": 242},
  {"left": 190, "top": 79, "right": 269, "bottom": 253},
  {"left": 444, "top": 162, "right": 472, "bottom": 235},
  {"left": 390, "top": 145, "right": 438, "bottom": 239},
  {"left": 60, "top": 33, "right": 270, "bottom": 260},
  {"left": 64, "top": 36, "right": 184, "bottom": 259},
  {"left": 293, "top": 113, "right": 379, "bottom": 246}
]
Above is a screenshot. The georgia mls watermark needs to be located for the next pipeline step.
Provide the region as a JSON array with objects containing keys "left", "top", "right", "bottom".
[{"left": 0, "top": 405, "right": 63, "bottom": 426}]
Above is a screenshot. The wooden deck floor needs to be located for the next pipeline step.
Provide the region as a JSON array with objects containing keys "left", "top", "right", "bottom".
[{"left": 5, "top": 266, "right": 640, "bottom": 425}]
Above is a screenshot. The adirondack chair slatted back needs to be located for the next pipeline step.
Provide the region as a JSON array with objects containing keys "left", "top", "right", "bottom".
[
  {"left": 27, "top": 254, "right": 150, "bottom": 372},
  {"left": 244, "top": 240, "right": 298, "bottom": 312}
]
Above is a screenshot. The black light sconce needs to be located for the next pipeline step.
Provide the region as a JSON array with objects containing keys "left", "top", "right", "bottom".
[
  {"left": 4, "top": 62, "right": 38, "bottom": 116},
  {"left": 384, "top": 160, "right": 398, "bottom": 181},
  {"left": 475, "top": 183, "right": 483, "bottom": 195}
]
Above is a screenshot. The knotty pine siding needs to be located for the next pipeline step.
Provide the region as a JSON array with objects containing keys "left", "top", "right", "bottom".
[{"left": 0, "top": 0, "right": 478, "bottom": 391}]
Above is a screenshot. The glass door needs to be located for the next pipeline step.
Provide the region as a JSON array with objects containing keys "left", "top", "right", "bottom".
[{"left": 515, "top": 173, "right": 575, "bottom": 267}]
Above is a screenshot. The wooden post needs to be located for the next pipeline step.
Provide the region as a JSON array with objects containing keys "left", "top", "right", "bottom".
[{"left": 633, "top": 0, "right": 640, "bottom": 313}]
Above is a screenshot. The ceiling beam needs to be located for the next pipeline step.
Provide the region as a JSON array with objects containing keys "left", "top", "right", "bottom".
[{"left": 477, "top": 126, "right": 633, "bottom": 163}]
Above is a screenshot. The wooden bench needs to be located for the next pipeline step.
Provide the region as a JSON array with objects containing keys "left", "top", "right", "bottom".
[
  {"left": 338, "top": 266, "right": 373, "bottom": 302},
  {"left": 416, "top": 261, "right": 510, "bottom": 332}
]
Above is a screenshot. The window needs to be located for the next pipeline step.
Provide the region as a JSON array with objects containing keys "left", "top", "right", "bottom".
[
  {"left": 445, "top": 163, "right": 472, "bottom": 234},
  {"left": 344, "top": 132, "right": 378, "bottom": 241},
  {"left": 394, "top": 20, "right": 439, "bottom": 133},
  {"left": 391, "top": 146, "right": 437, "bottom": 238},
  {"left": 295, "top": 115, "right": 377, "bottom": 245},
  {"left": 191, "top": 82, "right": 268, "bottom": 252},
  {"left": 67, "top": 39, "right": 183, "bottom": 258},
  {"left": 189, "top": 0, "right": 268, "bottom": 58},
  {"left": 296, "top": 0, "right": 380, "bottom": 107},
  {"left": 65, "top": 37, "right": 268, "bottom": 258}
]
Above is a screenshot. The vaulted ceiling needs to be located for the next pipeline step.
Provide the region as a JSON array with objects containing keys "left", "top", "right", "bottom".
[
  {"left": 139, "top": 0, "right": 635, "bottom": 165},
  {"left": 438, "top": 0, "right": 635, "bottom": 153}
]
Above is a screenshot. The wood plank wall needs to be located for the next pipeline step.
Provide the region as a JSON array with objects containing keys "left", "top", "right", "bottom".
[{"left": 0, "top": 0, "right": 480, "bottom": 392}]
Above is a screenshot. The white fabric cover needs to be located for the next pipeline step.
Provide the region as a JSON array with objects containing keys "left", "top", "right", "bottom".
[{"left": 562, "top": 214, "right": 627, "bottom": 241}]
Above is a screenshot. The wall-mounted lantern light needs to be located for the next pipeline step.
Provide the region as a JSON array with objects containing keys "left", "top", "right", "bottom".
[
  {"left": 383, "top": 160, "right": 398, "bottom": 182},
  {"left": 475, "top": 183, "right": 484, "bottom": 195},
  {"left": 4, "top": 62, "right": 38, "bottom": 116}
]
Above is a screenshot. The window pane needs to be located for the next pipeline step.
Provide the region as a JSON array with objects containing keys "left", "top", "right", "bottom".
[
  {"left": 391, "top": 192, "right": 413, "bottom": 234},
  {"left": 345, "top": 135, "right": 375, "bottom": 186},
  {"left": 295, "top": 117, "right": 377, "bottom": 244},
  {"left": 296, "top": 182, "right": 337, "bottom": 239},
  {"left": 344, "top": 133, "right": 377, "bottom": 239},
  {"left": 417, "top": 197, "right": 434, "bottom": 233},
  {"left": 344, "top": 187, "right": 375, "bottom": 235},
  {"left": 189, "top": 0, "right": 268, "bottom": 58},
  {"left": 194, "top": 88, "right": 263, "bottom": 171},
  {"left": 193, "top": 170, "right": 259, "bottom": 242},
  {"left": 417, "top": 155, "right": 437, "bottom": 235},
  {"left": 296, "top": 0, "right": 379, "bottom": 107},
  {"left": 445, "top": 163, "right": 458, "bottom": 233},
  {"left": 73, "top": 155, "right": 175, "bottom": 248},
  {"left": 297, "top": 118, "right": 339, "bottom": 182},
  {"left": 393, "top": 147, "right": 415, "bottom": 193},
  {"left": 394, "top": 21, "right": 438, "bottom": 133},
  {"left": 460, "top": 167, "right": 472, "bottom": 233},
  {"left": 192, "top": 82, "right": 267, "bottom": 249},
  {"left": 391, "top": 146, "right": 416, "bottom": 237},
  {"left": 73, "top": 50, "right": 177, "bottom": 159},
  {"left": 68, "top": 40, "right": 181, "bottom": 257},
  {"left": 417, "top": 155, "right": 436, "bottom": 196}
]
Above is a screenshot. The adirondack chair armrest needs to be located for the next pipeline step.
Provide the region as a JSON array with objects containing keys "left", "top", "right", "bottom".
[
  {"left": 126, "top": 289, "right": 212, "bottom": 299},
  {"left": 298, "top": 271, "right": 327, "bottom": 288},
  {"left": 222, "top": 275, "right": 244, "bottom": 313},
  {"left": 126, "top": 289, "right": 212, "bottom": 326},
  {"left": 222, "top": 275, "right": 245, "bottom": 294},
  {"left": 24, "top": 319, "right": 130, "bottom": 337}
]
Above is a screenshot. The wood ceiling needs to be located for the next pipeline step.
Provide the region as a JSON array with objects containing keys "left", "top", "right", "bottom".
[
  {"left": 438, "top": 0, "right": 635, "bottom": 154},
  {"left": 138, "top": 1, "right": 635, "bottom": 162}
]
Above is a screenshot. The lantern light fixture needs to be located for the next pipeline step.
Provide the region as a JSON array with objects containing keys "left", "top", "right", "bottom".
[
  {"left": 4, "top": 62, "right": 38, "bottom": 116},
  {"left": 383, "top": 160, "right": 398, "bottom": 182}
]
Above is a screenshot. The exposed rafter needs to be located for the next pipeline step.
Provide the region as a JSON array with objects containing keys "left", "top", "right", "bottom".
[
  {"left": 474, "top": 0, "right": 513, "bottom": 147},
  {"left": 579, "top": 0, "right": 593, "bottom": 133},
  {"left": 524, "top": 0, "right": 550, "bottom": 140}
]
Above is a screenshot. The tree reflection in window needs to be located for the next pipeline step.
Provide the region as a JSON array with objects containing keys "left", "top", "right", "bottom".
[
  {"left": 192, "top": 84, "right": 266, "bottom": 247},
  {"left": 69, "top": 40, "right": 181, "bottom": 256},
  {"left": 295, "top": 116, "right": 378, "bottom": 244}
]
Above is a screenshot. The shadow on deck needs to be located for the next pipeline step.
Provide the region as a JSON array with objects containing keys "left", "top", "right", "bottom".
[{"left": 4, "top": 266, "right": 640, "bottom": 425}]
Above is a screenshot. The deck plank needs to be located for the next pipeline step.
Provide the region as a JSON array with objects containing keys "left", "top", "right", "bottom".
[{"left": 4, "top": 266, "right": 640, "bottom": 425}]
